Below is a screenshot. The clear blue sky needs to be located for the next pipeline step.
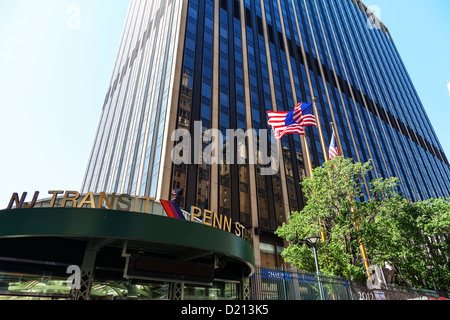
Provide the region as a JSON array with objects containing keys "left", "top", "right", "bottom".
[
  {"left": 371, "top": 0, "right": 450, "bottom": 160},
  {"left": 0, "top": 0, "right": 130, "bottom": 207},
  {"left": 0, "top": 0, "right": 449, "bottom": 208}
]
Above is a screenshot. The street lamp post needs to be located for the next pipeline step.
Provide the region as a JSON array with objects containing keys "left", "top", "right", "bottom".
[
  {"left": 303, "top": 235, "right": 325, "bottom": 300},
  {"left": 426, "top": 264, "right": 439, "bottom": 295}
]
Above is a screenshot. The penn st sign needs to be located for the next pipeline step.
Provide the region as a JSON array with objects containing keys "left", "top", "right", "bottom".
[{"left": 7, "top": 190, "right": 155, "bottom": 212}]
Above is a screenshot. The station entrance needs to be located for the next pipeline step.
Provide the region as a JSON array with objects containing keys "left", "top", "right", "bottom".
[{"left": 0, "top": 206, "right": 254, "bottom": 300}]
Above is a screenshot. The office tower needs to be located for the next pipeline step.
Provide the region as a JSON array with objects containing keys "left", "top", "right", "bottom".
[{"left": 82, "top": 0, "right": 450, "bottom": 266}]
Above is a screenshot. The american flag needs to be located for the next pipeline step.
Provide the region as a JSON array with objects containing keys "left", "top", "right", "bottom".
[
  {"left": 171, "top": 188, "right": 183, "bottom": 202},
  {"left": 297, "top": 102, "right": 317, "bottom": 127},
  {"left": 328, "top": 131, "right": 339, "bottom": 160},
  {"left": 267, "top": 102, "right": 316, "bottom": 140}
]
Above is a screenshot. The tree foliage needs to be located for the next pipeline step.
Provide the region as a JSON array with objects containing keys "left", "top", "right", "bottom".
[{"left": 275, "top": 156, "right": 450, "bottom": 293}]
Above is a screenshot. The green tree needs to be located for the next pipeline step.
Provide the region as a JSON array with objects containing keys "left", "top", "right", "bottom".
[
  {"left": 276, "top": 156, "right": 450, "bottom": 293},
  {"left": 276, "top": 156, "right": 372, "bottom": 281},
  {"left": 363, "top": 181, "right": 450, "bottom": 294}
]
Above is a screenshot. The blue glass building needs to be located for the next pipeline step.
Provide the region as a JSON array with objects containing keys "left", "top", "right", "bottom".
[{"left": 82, "top": 0, "right": 450, "bottom": 267}]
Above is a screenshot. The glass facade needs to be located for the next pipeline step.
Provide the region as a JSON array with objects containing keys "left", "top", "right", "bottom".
[{"left": 83, "top": 0, "right": 450, "bottom": 267}]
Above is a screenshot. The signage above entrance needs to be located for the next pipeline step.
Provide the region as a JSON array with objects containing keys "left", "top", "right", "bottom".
[{"left": 5, "top": 190, "right": 253, "bottom": 246}]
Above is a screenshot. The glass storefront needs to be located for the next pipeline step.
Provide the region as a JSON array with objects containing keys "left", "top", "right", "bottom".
[
  {"left": 260, "top": 242, "right": 285, "bottom": 268},
  {"left": 0, "top": 273, "right": 240, "bottom": 300},
  {"left": 0, "top": 274, "right": 70, "bottom": 300}
]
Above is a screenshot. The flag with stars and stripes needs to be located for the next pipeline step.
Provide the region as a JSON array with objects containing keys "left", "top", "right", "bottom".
[
  {"left": 267, "top": 102, "right": 316, "bottom": 140},
  {"left": 329, "top": 131, "right": 339, "bottom": 160}
]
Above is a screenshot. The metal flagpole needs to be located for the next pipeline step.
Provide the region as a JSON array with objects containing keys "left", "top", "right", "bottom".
[
  {"left": 331, "top": 122, "right": 370, "bottom": 275},
  {"left": 300, "top": 133, "right": 313, "bottom": 178},
  {"left": 309, "top": 97, "right": 328, "bottom": 243},
  {"left": 354, "top": 215, "right": 370, "bottom": 275},
  {"left": 330, "top": 122, "right": 343, "bottom": 158},
  {"left": 301, "top": 126, "right": 327, "bottom": 243}
]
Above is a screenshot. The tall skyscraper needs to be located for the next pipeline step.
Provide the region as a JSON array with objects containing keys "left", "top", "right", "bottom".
[{"left": 82, "top": 0, "right": 450, "bottom": 267}]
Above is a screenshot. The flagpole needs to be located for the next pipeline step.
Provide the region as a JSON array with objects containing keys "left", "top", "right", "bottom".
[
  {"left": 330, "top": 122, "right": 343, "bottom": 159},
  {"left": 301, "top": 97, "right": 327, "bottom": 176},
  {"left": 331, "top": 122, "right": 370, "bottom": 275},
  {"left": 300, "top": 132, "right": 313, "bottom": 177},
  {"left": 301, "top": 115, "right": 327, "bottom": 244},
  {"left": 354, "top": 215, "right": 370, "bottom": 275}
]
